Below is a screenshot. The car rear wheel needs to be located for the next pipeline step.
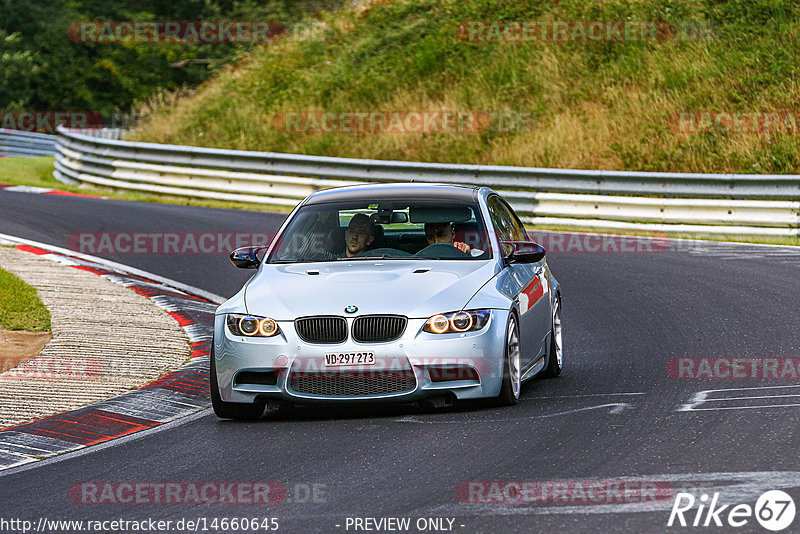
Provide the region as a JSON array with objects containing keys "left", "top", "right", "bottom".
[
  {"left": 540, "top": 295, "right": 563, "bottom": 378},
  {"left": 496, "top": 312, "right": 521, "bottom": 406},
  {"left": 210, "top": 350, "right": 266, "bottom": 420}
]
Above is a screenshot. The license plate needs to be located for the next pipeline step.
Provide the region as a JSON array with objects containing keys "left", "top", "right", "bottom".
[{"left": 324, "top": 352, "right": 375, "bottom": 367}]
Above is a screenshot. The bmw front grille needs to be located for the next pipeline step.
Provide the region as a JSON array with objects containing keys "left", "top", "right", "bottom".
[
  {"left": 294, "top": 315, "right": 408, "bottom": 344},
  {"left": 294, "top": 316, "right": 348, "bottom": 344},
  {"left": 352, "top": 315, "right": 407, "bottom": 343}
]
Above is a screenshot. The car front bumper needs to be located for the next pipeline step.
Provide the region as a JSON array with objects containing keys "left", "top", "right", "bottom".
[{"left": 212, "top": 310, "right": 510, "bottom": 404}]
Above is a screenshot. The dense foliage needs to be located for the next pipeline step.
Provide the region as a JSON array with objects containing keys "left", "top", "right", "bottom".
[{"left": 0, "top": 0, "right": 345, "bottom": 120}]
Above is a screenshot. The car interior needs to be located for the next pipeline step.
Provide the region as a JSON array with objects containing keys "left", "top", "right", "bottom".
[
  {"left": 328, "top": 206, "right": 491, "bottom": 259},
  {"left": 269, "top": 202, "right": 493, "bottom": 262}
]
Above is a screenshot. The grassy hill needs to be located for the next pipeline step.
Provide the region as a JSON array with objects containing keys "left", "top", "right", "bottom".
[{"left": 131, "top": 0, "right": 800, "bottom": 174}]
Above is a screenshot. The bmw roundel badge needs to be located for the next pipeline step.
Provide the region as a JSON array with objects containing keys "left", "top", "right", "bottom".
[{"left": 345, "top": 305, "right": 358, "bottom": 314}]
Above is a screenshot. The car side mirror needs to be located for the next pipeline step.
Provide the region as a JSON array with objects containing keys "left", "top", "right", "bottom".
[
  {"left": 502, "top": 241, "right": 546, "bottom": 264},
  {"left": 230, "top": 246, "right": 263, "bottom": 269}
]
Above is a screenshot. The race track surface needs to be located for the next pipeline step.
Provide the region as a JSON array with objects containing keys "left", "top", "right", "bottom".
[{"left": 1, "top": 190, "right": 799, "bottom": 533}]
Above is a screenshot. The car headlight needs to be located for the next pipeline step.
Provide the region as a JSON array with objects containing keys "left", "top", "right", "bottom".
[
  {"left": 227, "top": 314, "right": 281, "bottom": 337},
  {"left": 423, "top": 310, "right": 491, "bottom": 334}
]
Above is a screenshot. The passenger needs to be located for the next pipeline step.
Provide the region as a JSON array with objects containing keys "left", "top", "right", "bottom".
[
  {"left": 343, "top": 213, "right": 375, "bottom": 257},
  {"left": 424, "top": 222, "right": 471, "bottom": 255}
]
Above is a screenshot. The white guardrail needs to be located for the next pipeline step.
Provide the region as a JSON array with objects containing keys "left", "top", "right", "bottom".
[
  {"left": 0, "top": 129, "right": 57, "bottom": 157},
  {"left": 47, "top": 126, "right": 800, "bottom": 237}
]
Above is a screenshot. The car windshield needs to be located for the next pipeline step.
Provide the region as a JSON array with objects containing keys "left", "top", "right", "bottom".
[{"left": 267, "top": 199, "right": 493, "bottom": 264}]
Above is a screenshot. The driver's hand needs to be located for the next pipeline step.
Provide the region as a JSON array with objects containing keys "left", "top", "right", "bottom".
[{"left": 454, "top": 241, "right": 471, "bottom": 254}]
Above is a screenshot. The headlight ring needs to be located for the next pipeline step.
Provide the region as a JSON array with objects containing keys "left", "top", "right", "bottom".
[
  {"left": 227, "top": 314, "right": 281, "bottom": 337},
  {"left": 423, "top": 310, "right": 490, "bottom": 334}
]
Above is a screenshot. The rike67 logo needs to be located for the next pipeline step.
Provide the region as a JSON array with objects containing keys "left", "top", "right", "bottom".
[{"left": 668, "top": 490, "right": 796, "bottom": 531}]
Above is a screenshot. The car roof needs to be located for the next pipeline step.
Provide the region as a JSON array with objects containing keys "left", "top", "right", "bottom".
[{"left": 303, "top": 183, "right": 482, "bottom": 205}]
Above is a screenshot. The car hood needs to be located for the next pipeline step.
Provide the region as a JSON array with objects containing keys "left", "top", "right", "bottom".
[{"left": 244, "top": 260, "right": 499, "bottom": 320}]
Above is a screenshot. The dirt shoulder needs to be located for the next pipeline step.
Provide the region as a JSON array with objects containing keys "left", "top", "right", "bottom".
[{"left": 0, "top": 329, "right": 52, "bottom": 373}]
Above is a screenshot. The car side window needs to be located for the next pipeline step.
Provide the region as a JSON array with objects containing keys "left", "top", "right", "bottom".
[
  {"left": 502, "top": 200, "right": 529, "bottom": 241},
  {"left": 487, "top": 196, "right": 526, "bottom": 242}
]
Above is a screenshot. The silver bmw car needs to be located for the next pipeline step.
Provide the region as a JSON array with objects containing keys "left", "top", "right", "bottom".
[{"left": 211, "top": 183, "right": 562, "bottom": 419}]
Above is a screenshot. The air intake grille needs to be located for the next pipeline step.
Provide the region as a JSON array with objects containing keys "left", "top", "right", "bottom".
[
  {"left": 294, "top": 316, "right": 347, "bottom": 344},
  {"left": 352, "top": 315, "right": 407, "bottom": 343},
  {"left": 289, "top": 370, "right": 416, "bottom": 397}
]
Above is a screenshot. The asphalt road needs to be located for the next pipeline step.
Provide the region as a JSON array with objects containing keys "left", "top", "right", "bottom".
[{"left": 1, "top": 190, "right": 799, "bottom": 534}]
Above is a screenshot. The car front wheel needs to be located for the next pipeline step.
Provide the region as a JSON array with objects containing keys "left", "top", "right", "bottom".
[{"left": 496, "top": 312, "right": 521, "bottom": 406}]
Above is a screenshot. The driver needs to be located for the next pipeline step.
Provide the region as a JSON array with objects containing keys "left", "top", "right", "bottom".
[
  {"left": 424, "top": 222, "right": 472, "bottom": 255},
  {"left": 343, "top": 213, "right": 375, "bottom": 257}
]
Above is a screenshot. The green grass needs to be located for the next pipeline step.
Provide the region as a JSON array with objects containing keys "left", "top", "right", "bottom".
[
  {"left": 0, "top": 265, "right": 51, "bottom": 331},
  {"left": 0, "top": 157, "right": 64, "bottom": 189},
  {"left": 0, "top": 157, "right": 293, "bottom": 214},
  {"left": 129, "top": 0, "right": 800, "bottom": 175}
]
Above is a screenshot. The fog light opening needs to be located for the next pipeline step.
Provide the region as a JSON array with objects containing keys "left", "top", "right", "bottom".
[
  {"left": 234, "top": 370, "right": 278, "bottom": 386},
  {"left": 428, "top": 365, "right": 479, "bottom": 383}
]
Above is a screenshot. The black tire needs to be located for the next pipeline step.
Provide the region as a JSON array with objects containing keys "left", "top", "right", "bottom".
[
  {"left": 540, "top": 295, "right": 562, "bottom": 378},
  {"left": 496, "top": 312, "right": 521, "bottom": 406},
  {"left": 210, "top": 350, "right": 266, "bottom": 420}
]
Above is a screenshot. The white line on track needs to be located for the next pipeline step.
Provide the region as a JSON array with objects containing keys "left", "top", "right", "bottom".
[
  {"left": 678, "top": 385, "right": 800, "bottom": 412},
  {"left": 702, "top": 393, "right": 800, "bottom": 402},
  {"left": 679, "top": 404, "right": 800, "bottom": 411}
]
